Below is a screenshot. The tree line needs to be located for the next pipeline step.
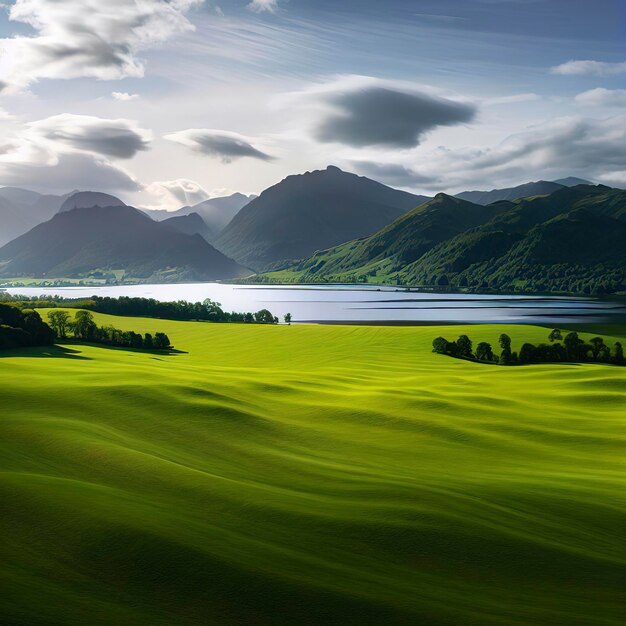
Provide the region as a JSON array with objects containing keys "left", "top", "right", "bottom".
[
  {"left": 47, "top": 310, "right": 172, "bottom": 350},
  {"left": 0, "top": 294, "right": 282, "bottom": 324},
  {"left": 433, "top": 329, "right": 624, "bottom": 366}
]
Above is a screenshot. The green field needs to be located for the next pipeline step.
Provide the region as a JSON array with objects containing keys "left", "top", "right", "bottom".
[{"left": 1, "top": 311, "right": 625, "bottom": 625}]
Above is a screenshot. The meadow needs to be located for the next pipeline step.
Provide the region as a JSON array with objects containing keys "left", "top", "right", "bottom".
[{"left": 1, "top": 310, "right": 625, "bottom": 625}]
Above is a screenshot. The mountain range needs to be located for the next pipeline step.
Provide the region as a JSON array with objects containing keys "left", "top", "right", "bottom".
[
  {"left": 0, "top": 204, "right": 249, "bottom": 282},
  {"left": 272, "top": 184, "right": 626, "bottom": 294}
]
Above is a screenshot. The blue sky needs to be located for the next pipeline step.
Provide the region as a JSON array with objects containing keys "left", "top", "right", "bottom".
[{"left": 0, "top": 0, "right": 624, "bottom": 208}]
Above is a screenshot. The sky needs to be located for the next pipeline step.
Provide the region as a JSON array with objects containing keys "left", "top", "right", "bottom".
[{"left": 0, "top": 0, "right": 624, "bottom": 209}]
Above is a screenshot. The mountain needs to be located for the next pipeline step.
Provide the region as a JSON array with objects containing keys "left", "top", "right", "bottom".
[
  {"left": 144, "top": 193, "right": 254, "bottom": 240},
  {"left": 161, "top": 212, "right": 213, "bottom": 242},
  {"left": 0, "top": 188, "right": 72, "bottom": 246},
  {"left": 276, "top": 184, "right": 626, "bottom": 294},
  {"left": 0, "top": 205, "right": 249, "bottom": 282},
  {"left": 214, "top": 166, "right": 430, "bottom": 271},
  {"left": 275, "top": 194, "right": 512, "bottom": 281},
  {"left": 456, "top": 180, "right": 564, "bottom": 205},
  {"left": 553, "top": 177, "right": 593, "bottom": 187},
  {"left": 58, "top": 191, "right": 126, "bottom": 213}
]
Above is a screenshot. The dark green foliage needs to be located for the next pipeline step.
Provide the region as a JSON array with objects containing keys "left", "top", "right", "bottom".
[
  {"left": 476, "top": 342, "right": 495, "bottom": 362},
  {"left": 284, "top": 312, "right": 292, "bottom": 325},
  {"left": 548, "top": 329, "right": 562, "bottom": 343},
  {"left": 457, "top": 335, "right": 473, "bottom": 358},
  {"left": 0, "top": 303, "right": 54, "bottom": 349},
  {"left": 432, "top": 337, "right": 449, "bottom": 354},
  {"left": 154, "top": 332, "right": 171, "bottom": 350},
  {"left": 434, "top": 328, "right": 625, "bottom": 366}
]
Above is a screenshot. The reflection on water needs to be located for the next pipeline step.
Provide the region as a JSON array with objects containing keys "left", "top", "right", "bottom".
[{"left": 6, "top": 283, "right": 626, "bottom": 325}]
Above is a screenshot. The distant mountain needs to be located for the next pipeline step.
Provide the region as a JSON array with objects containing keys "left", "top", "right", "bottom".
[
  {"left": 58, "top": 191, "right": 126, "bottom": 213},
  {"left": 161, "top": 212, "right": 213, "bottom": 242},
  {"left": 553, "top": 177, "right": 593, "bottom": 187},
  {"left": 0, "top": 205, "right": 249, "bottom": 282},
  {"left": 215, "top": 166, "right": 430, "bottom": 271},
  {"left": 275, "top": 184, "right": 626, "bottom": 294},
  {"left": 144, "top": 193, "right": 254, "bottom": 240},
  {"left": 0, "top": 188, "right": 72, "bottom": 246},
  {"left": 456, "top": 180, "right": 564, "bottom": 205}
]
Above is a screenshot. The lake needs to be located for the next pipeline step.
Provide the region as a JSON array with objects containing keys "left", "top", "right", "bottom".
[{"left": 5, "top": 283, "right": 626, "bottom": 325}]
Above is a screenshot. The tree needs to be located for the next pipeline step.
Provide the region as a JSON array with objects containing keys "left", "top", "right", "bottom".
[
  {"left": 457, "top": 335, "right": 473, "bottom": 358},
  {"left": 154, "top": 332, "right": 171, "bottom": 350},
  {"left": 432, "top": 337, "right": 449, "bottom": 354},
  {"left": 476, "top": 342, "right": 495, "bottom": 362},
  {"left": 519, "top": 343, "right": 536, "bottom": 364},
  {"left": 548, "top": 329, "right": 563, "bottom": 343},
  {"left": 564, "top": 332, "right": 583, "bottom": 360},
  {"left": 589, "top": 337, "right": 605, "bottom": 360},
  {"left": 498, "top": 333, "right": 512, "bottom": 365},
  {"left": 72, "top": 310, "right": 96, "bottom": 340},
  {"left": 614, "top": 342, "right": 624, "bottom": 365},
  {"left": 254, "top": 309, "right": 275, "bottom": 324},
  {"left": 48, "top": 310, "right": 71, "bottom": 338},
  {"left": 143, "top": 333, "right": 154, "bottom": 349},
  {"left": 284, "top": 312, "right": 292, "bottom": 325}
]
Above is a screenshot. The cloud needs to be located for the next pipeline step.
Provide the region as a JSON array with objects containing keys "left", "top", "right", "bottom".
[
  {"left": 484, "top": 93, "right": 541, "bottom": 106},
  {"left": 0, "top": 0, "right": 204, "bottom": 91},
  {"left": 28, "top": 114, "right": 151, "bottom": 158},
  {"left": 248, "top": 0, "right": 279, "bottom": 13},
  {"left": 164, "top": 128, "right": 274, "bottom": 163},
  {"left": 283, "top": 76, "right": 476, "bottom": 149},
  {"left": 0, "top": 113, "right": 149, "bottom": 193},
  {"left": 112, "top": 91, "right": 140, "bottom": 101},
  {"left": 352, "top": 115, "right": 626, "bottom": 192},
  {"left": 146, "top": 178, "right": 210, "bottom": 209},
  {"left": 349, "top": 161, "right": 436, "bottom": 188},
  {"left": 551, "top": 60, "right": 626, "bottom": 76},
  {"left": 0, "top": 152, "right": 141, "bottom": 193},
  {"left": 575, "top": 88, "right": 626, "bottom": 107}
]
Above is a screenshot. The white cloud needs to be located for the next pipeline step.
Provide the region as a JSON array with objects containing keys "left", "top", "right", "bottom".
[
  {"left": 0, "top": 113, "right": 150, "bottom": 193},
  {"left": 164, "top": 128, "right": 274, "bottom": 162},
  {"left": 0, "top": 0, "right": 204, "bottom": 91},
  {"left": 248, "top": 0, "right": 279, "bottom": 13},
  {"left": 483, "top": 93, "right": 541, "bottom": 106},
  {"left": 112, "top": 91, "right": 140, "bottom": 101},
  {"left": 575, "top": 88, "right": 626, "bottom": 107},
  {"left": 349, "top": 115, "right": 626, "bottom": 192},
  {"left": 146, "top": 178, "right": 210, "bottom": 209},
  {"left": 551, "top": 60, "right": 626, "bottom": 76}
]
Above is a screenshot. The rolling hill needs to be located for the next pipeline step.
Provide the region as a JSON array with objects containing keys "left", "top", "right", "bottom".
[
  {"left": 266, "top": 184, "right": 626, "bottom": 293},
  {"left": 1, "top": 313, "right": 625, "bottom": 626},
  {"left": 215, "top": 166, "right": 430, "bottom": 271},
  {"left": 0, "top": 205, "right": 249, "bottom": 282}
]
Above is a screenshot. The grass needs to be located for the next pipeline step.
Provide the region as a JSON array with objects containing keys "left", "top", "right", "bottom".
[{"left": 1, "top": 310, "right": 625, "bottom": 625}]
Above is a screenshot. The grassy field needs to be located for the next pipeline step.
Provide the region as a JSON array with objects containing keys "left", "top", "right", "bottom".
[{"left": 1, "top": 311, "right": 625, "bottom": 625}]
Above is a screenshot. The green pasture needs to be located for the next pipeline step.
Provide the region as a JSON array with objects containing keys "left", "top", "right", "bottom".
[{"left": 1, "top": 310, "right": 625, "bottom": 625}]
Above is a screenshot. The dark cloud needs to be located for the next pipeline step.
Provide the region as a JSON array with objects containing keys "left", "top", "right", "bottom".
[
  {"left": 315, "top": 87, "right": 476, "bottom": 148},
  {"left": 30, "top": 114, "right": 151, "bottom": 159},
  {"left": 165, "top": 129, "right": 274, "bottom": 163}
]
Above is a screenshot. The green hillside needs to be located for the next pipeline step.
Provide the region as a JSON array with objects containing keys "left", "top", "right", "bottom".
[
  {"left": 266, "top": 185, "right": 626, "bottom": 293},
  {"left": 1, "top": 312, "right": 625, "bottom": 625}
]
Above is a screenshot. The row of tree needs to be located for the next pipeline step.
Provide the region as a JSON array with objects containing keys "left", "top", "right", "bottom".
[
  {"left": 48, "top": 310, "right": 172, "bottom": 350},
  {"left": 433, "top": 329, "right": 625, "bottom": 366}
]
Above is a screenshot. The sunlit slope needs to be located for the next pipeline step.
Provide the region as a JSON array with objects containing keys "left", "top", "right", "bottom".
[{"left": 1, "top": 313, "right": 625, "bottom": 626}]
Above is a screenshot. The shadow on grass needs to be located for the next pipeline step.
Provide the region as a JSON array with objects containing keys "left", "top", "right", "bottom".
[
  {"left": 0, "top": 345, "right": 91, "bottom": 360},
  {"left": 60, "top": 340, "right": 188, "bottom": 356}
]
